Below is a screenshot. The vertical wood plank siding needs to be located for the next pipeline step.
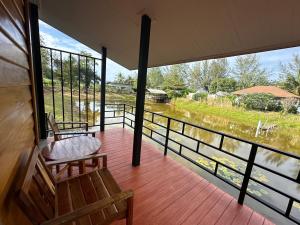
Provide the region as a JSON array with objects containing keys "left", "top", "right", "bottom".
[{"left": 0, "top": 0, "right": 36, "bottom": 224}]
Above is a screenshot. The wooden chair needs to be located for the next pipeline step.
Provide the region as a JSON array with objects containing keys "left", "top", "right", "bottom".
[
  {"left": 17, "top": 146, "right": 134, "bottom": 225},
  {"left": 48, "top": 113, "right": 96, "bottom": 141}
]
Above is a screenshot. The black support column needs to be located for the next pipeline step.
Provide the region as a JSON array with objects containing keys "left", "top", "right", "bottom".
[
  {"left": 132, "top": 15, "right": 151, "bottom": 166},
  {"left": 100, "top": 47, "right": 107, "bottom": 132},
  {"left": 29, "top": 3, "right": 46, "bottom": 139}
]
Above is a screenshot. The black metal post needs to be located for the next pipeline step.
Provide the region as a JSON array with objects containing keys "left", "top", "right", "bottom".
[
  {"left": 238, "top": 144, "right": 258, "bottom": 204},
  {"left": 164, "top": 118, "right": 171, "bottom": 155},
  {"left": 123, "top": 104, "right": 125, "bottom": 128},
  {"left": 29, "top": 3, "right": 46, "bottom": 139},
  {"left": 100, "top": 47, "right": 107, "bottom": 132},
  {"left": 132, "top": 15, "right": 151, "bottom": 166}
]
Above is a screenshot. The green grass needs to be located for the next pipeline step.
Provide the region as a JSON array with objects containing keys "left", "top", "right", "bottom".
[{"left": 172, "top": 98, "right": 300, "bottom": 131}]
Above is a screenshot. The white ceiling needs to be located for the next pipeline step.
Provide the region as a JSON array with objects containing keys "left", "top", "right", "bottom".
[{"left": 39, "top": 0, "right": 300, "bottom": 70}]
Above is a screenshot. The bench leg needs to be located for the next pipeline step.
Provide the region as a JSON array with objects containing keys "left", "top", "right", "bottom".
[{"left": 126, "top": 196, "right": 133, "bottom": 225}]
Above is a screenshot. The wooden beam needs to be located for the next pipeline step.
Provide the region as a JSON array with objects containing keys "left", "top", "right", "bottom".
[
  {"left": 132, "top": 15, "right": 151, "bottom": 166},
  {"left": 100, "top": 47, "right": 107, "bottom": 132},
  {"left": 29, "top": 3, "right": 47, "bottom": 139}
]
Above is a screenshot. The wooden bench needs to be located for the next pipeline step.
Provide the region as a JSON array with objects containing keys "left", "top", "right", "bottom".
[
  {"left": 17, "top": 146, "right": 134, "bottom": 225},
  {"left": 48, "top": 113, "right": 96, "bottom": 141}
]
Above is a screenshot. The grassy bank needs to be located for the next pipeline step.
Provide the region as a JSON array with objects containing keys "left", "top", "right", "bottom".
[{"left": 172, "top": 98, "right": 300, "bottom": 131}]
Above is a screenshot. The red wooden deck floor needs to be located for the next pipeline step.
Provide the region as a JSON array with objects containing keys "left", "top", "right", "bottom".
[{"left": 96, "top": 128, "right": 275, "bottom": 225}]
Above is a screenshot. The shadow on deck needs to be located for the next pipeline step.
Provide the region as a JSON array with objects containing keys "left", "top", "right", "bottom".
[{"left": 95, "top": 128, "right": 275, "bottom": 225}]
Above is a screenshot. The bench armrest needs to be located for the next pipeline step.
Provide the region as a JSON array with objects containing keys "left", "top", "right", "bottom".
[
  {"left": 56, "top": 122, "right": 88, "bottom": 125},
  {"left": 41, "top": 191, "right": 133, "bottom": 225},
  {"left": 45, "top": 153, "right": 107, "bottom": 167},
  {"left": 54, "top": 131, "right": 95, "bottom": 136}
]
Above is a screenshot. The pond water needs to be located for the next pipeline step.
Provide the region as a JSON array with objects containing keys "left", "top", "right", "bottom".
[{"left": 76, "top": 99, "right": 300, "bottom": 221}]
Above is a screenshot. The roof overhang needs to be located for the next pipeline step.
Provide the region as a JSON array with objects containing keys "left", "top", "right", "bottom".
[{"left": 39, "top": 0, "right": 300, "bottom": 70}]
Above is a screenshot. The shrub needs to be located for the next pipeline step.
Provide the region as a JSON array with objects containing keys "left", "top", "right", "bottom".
[
  {"left": 240, "top": 93, "right": 282, "bottom": 111},
  {"left": 281, "top": 98, "right": 298, "bottom": 114},
  {"left": 209, "top": 78, "right": 237, "bottom": 94},
  {"left": 192, "top": 93, "right": 208, "bottom": 101}
]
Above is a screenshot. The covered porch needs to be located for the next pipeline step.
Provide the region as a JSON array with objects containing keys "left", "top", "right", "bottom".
[{"left": 97, "top": 128, "right": 274, "bottom": 225}]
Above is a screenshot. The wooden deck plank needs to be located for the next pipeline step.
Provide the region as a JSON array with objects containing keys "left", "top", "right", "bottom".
[{"left": 95, "top": 128, "right": 276, "bottom": 225}]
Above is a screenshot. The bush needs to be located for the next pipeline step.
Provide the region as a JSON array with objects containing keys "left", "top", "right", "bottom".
[
  {"left": 281, "top": 98, "right": 298, "bottom": 114},
  {"left": 209, "top": 78, "right": 237, "bottom": 94},
  {"left": 192, "top": 93, "right": 208, "bottom": 101},
  {"left": 240, "top": 93, "right": 282, "bottom": 111}
]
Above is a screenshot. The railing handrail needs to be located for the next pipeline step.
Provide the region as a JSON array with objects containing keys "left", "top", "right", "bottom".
[
  {"left": 124, "top": 104, "right": 300, "bottom": 160},
  {"left": 41, "top": 45, "right": 102, "bottom": 61}
]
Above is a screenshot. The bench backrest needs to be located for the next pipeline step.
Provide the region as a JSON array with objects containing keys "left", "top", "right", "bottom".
[
  {"left": 48, "top": 113, "right": 61, "bottom": 140},
  {"left": 18, "top": 146, "right": 56, "bottom": 225}
]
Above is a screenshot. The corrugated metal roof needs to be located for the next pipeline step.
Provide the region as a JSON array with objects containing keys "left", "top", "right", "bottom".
[{"left": 147, "top": 88, "right": 167, "bottom": 94}]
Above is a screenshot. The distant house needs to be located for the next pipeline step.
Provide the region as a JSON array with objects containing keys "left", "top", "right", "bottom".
[
  {"left": 107, "top": 82, "right": 133, "bottom": 93},
  {"left": 232, "top": 86, "right": 300, "bottom": 99},
  {"left": 146, "top": 88, "right": 169, "bottom": 103},
  {"left": 187, "top": 88, "right": 208, "bottom": 100}
]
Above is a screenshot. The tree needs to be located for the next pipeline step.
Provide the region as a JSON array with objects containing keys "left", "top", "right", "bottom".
[
  {"left": 162, "top": 64, "right": 188, "bottom": 90},
  {"left": 209, "top": 58, "right": 230, "bottom": 80},
  {"left": 114, "top": 73, "right": 126, "bottom": 84},
  {"left": 279, "top": 54, "right": 300, "bottom": 95},
  {"left": 188, "top": 58, "right": 230, "bottom": 91},
  {"left": 189, "top": 61, "right": 211, "bottom": 91},
  {"left": 233, "top": 54, "right": 269, "bottom": 89},
  {"left": 147, "top": 67, "right": 164, "bottom": 88},
  {"left": 209, "top": 77, "right": 237, "bottom": 93}
]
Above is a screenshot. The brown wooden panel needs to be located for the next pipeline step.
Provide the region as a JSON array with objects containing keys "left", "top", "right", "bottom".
[
  {"left": 0, "top": 31, "right": 29, "bottom": 69},
  {"left": 68, "top": 178, "right": 92, "bottom": 225},
  {"left": 12, "top": 0, "right": 24, "bottom": 22},
  {"left": 0, "top": 0, "right": 35, "bottom": 224},
  {"left": 0, "top": 1, "right": 27, "bottom": 52},
  {"left": 0, "top": 58, "right": 30, "bottom": 87},
  {"left": 0, "top": 0, "right": 26, "bottom": 35}
]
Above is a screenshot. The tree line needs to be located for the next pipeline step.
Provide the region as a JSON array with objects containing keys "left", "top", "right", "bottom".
[{"left": 113, "top": 54, "right": 300, "bottom": 96}]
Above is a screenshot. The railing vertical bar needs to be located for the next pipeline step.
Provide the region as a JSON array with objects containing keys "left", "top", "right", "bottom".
[
  {"left": 123, "top": 104, "right": 125, "bottom": 128},
  {"left": 182, "top": 123, "right": 185, "bottom": 135},
  {"left": 151, "top": 113, "right": 154, "bottom": 123},
  {"left": 60, "top": 51, "right": 65, "bottom": 129},
  {"left": 93, "top": 58, "right": 96, "bottom": 126},
  {"left": 196, "top": 141, "right": 200, "bottom": 153},
  {"left": 78, "top": 55, "right": 81, "bottom": 122},
  {"left": 70, "top": 53, "right": 73, "bottom": 128},
  {"left": 214, "top": 162, "right": 219, "bottom": 175},
  {"left": 285, "top": 199, "right": 294, "bottom": 217},
  {"left": 238, "top": 144, "right": 258, "bottom": 204},
  {"left": 164, "top": 117, "right": 171, "bottom": 155},
  {"left": 219, "top": 135, "right": 224, "bottom": 149},
  {"left": 50, "top": 49, "right": 55, "bottom": 118},
  {"left": 85, "top": 57, "right": 88, "bottom": 124}
]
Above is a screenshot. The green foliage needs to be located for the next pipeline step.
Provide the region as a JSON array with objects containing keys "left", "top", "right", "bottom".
[
  {"left": 163, "top": 64, "right": 188, "bottom": 90},
  {"left": 192, "top": 92, "right": 208, "bottom": 101},
  {"left": 189, "top": 58, "right": 230, "bottom": 91},
  {"left": 147, "top": 67, "right": 164, "bottom": 88},
  {"left": 233, "top": 54, "right": 269, "bottom": 89},
  {"left": 240, "top": 93, "right": 282, "bottom": 112},
  {"left": 166, "top": 89, "right": 187, "bottom": 99},
  {"left": 209, "top": 78, "right": 237, "bottom": 94},
  {"left": 279, "top": 54, "right": 300, "bottom": 95}
]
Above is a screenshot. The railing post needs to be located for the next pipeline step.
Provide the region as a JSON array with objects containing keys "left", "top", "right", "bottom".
[
  {"left": 100, "top": 47, "right": 107, "bottom": 132},
  {"left": 238, "top": 144, "right": 258, "bottom": 204},
  {"left": 29, "top": 3, "right": 47, "bottom": 139},
  {"left": 123, "top": 104, "right": 125, "bottom": 128},
  {"left": 164, "top": 118, "right": 171, "bottom": 156}
]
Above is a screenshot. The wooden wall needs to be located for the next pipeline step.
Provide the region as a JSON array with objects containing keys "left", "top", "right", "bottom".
[{"left": 0, "top": 0, "right": 36, "bottom": 224}]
